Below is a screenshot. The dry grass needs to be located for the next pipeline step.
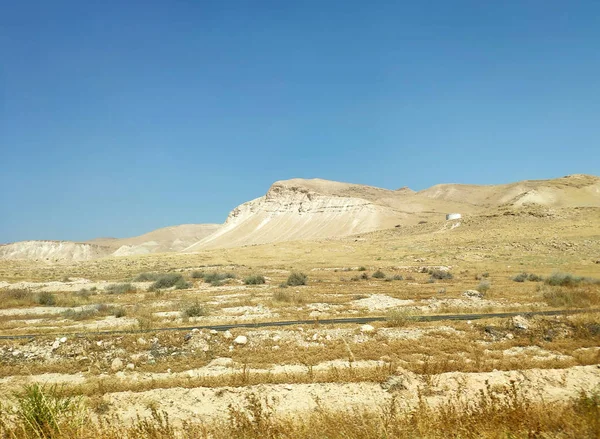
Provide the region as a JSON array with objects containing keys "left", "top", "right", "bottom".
[{"left": 0, "top": 382, "right": 598, "bottom": 438}]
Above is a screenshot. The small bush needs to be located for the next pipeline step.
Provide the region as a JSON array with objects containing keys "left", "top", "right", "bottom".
[
  {"left": 151, "top": 274, "right": 185, "bottom": 289},
  {"left": 62, "top": 308, "right": 97, "bottom": 321},
  {"left": 191, "top": 271, "right": 205, "bottom": 279},
  {"left": 286, "top": 272, "right": 307, "bottom": 286},
  {"left": 133, "top": 272, "right": 161, "bottom": 282},
  {"left": 358, "top": 266, "right": 367, "bottom": 271},
  {"left": 174, "top": 278, "right": 192, "bottom": 290},
  {"left": 428, "top": 269, "right": 453, "bottom": 280},
  {"left": 386, "top": 308, "right": 415, "bottom": 327},
  {"left": 105, "top": 283, "right": 136, "bottom": 294},
  {"left": 273, "top": 290, "right": 292, "bottom": 302},
  {"left": 511, "top": 273, "right": 528, "bottom": 282},
  {"left": 113, "top": 307, "right": 126, "bottom": 318},
  {"left": 75, "top": 288, "right": 92, "bottom": 300},
  {"left": 477, "top": 280, "right": 491, "bottom": 293},
  {"left": 37, "top": 292, "right": 56, "bottom": 306},
  {"left": 360, "top": 272, "right": 369, "bottom": 280},
  {"left": 393, "top": 274, "right": 404, "bottom": 281},
  {"left": 278, "top": 282, "right": 288, "bottom": 288},
  {"left": 182, "top": 302, "right": 208, "bottom": 318},
  {"left": 203, "top": 272, "right": 236, "bottom": 285},
  {"left": 372, "top": 270, "right": 386, "bottom": 279},
  {"left": 350, "top": 276, "right": 361, "bottom": 282},
  {"left": 542, "top": 288, "right": 594, "bottom": 308},
  {"left": 244, "top": 275, "right": 266, "bottom": 285},
  {"left": 528, "top": 273, "right": 543, "bottom": 282},
  {"left": 545, "top": 272, "right": 583, "bottom": 287}
]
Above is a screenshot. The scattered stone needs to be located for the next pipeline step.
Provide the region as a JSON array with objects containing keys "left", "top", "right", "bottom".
[
  {"left": 512, "top": 315, "right": 529, "bottom": 330},
  {"left": 192, "top": 328, "right": 200, "bottom": 333},
  {"left": 505, "top": 333, "right": 514, "bottom": 340},
  {"left": 59, "top": 337, "right": 67, "bottom": 343},
  {"left": 312, "top": 333, "right": 319, "bottom": 341},
  {"left": 137, "top": 338, "right": 147, "bottom": 345},
  {"left": 463, "top": 290, "right": 484, "bottom": 299},
  {"left": 272, "top": 345, "right": 280, "bottom": 351},
  {"left": 208, "top": 357, "right": 234, "bottom": 368},
  {"left": 234, "top": 335, "right": 248, "bottom": 345},
  {"left": 223, "top": 331, "right": 233, "bottom": 339},
  {"left": 360, "top": 324, "right": 375, "bottom": 333},
  {"left": 284, "top": 384, "right": 293, "bottom": 391},
  {"left": 51, "top": 340, "right": 60, "bottom": 351},
  {"left": 210, "top": 330, "right": 218, "bottom": 335},
  {"left": 184, "top": 333, "right": 193, "bottom": 342},
  {"left": 126, "top": 363, "right": 135, "bottom": 370},
  {"left": 111, "top": 358, "right": 124, "bottom": 371},
  {"left": 96, "top": 341, "right": 103, "bottom": 347},
  {"left": 272, "top": 335, "right": 282, "bottom": 342}
]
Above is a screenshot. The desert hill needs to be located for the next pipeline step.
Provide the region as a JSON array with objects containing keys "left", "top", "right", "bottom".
[
  {"left": 0, "top": 224, "right": 221, "bottom": 262},
  {"left": 2, "top": 174, "right": 598, "bottom": 260},
  {"left": 185, "top": 174, "right": 600, "bottom": 251},
  {"left": 90, "top": 224, "right": 221, "bottom": 256},
  {"left": 418, "top": 174, "right": 600, "bottom": 208}
]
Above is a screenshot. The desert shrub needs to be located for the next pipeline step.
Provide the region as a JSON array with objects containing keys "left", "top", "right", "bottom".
[
  {"left": 386, "top": 308, "right": 415, "bottom": 327},
  {"left": 528, "top": 273, "right": 543, "bottom": 282},
  {"left": 151, "top": 274, "right": 185, "bottom": 289},
  {"left": 75, "top": 288, "right": 92, "bottom": 300},
  {"left": 542, "top": 288, "right": 595, "bottom": 308},
  {"left": 358, "top": 266, "right": 367, "bottom": 271},
  {"left": 174, "top": 278, "right": 192, "bottom": 290},
  {"left": 37, "top": 292, "right": 56, "bottom": 306},
  {"left": 244, "top": 275, "right": 266, "bottom": 285},
  {"left": 182, "top": 302, "right": 208, "bottom": 318},
  {"left": 273, "top": 290, "right": 292, "bottom": 302},
  {"left": 544, "top": 272, "right": 587, "bottom": 287},
  {"left": 406, "top": 275, "right": 415, "bottom": 281},
  {"left": 203, "top": 272, "right": 236, "bottom": 286},
  {"left": 273, "top": 289, "right": 304, "bottom": 304},
  {"left": 393, "top": 274, "right": 404, "bottom": 281},
  {"left": 428, "top": 269, "right": 453, "bottom": 280},
  {"left": 360, "top": 272, "right": 369, "bottom": 280},
  {"left": 426, "top": 277, "right": 435, "bottom": 284},
  {"left": 133, "top": 272, "right": 162, "bottom": 282},
  {"left": 477, "top": 280, "right": 491, "bottom": 293},
  {"left": 372, "top": 270, "right": 386, "bottom": 279},
  {"left": 191, "top": 271, "right": 205, "bottom": 279},
  {"left": 105, "top": 283, "right": 136, "bottom": 294},
  {"left": 286, "top": 272, "right": 307, "bottom": 286},
  {"left": 113, "top": 307, "right": 126, "bottom": 318},
  {"left": 62, "top": 308, "right": 98, "bottom": 320},
  {"left": 350, "top": 276, "right": 361, "bottom": 282},
  {"left": 512, "top": 273, "right": 528, "bottom": 282},
  {"left": 278, "top": 282, "right": 288, "bottom": 288}
]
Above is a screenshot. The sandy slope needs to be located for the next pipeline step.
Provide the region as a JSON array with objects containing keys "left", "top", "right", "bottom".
[
  {"left": 185, "top": 174, "right": 600, "bottom": 251},
  {"left": 0, "top": 241, "right": 113, "bottom": 262}
]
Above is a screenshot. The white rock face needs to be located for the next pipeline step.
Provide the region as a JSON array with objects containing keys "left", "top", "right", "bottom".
[
  {"left": 234, "top": 335, "right": 248, "bottom": 345},
  {"left": 185, "top": 179, "right": 405, "bottom": 251},
  {"left": 0, "top": 241, "right": 111, "bottom": 261}
]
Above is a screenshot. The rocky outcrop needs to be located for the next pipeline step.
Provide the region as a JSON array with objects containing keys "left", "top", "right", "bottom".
[
  {"left": 185, "top": 179, "right": 407, "bottom": 251},
  {"left": 0, "top": 241, "right": 112, "bottom": 262}
]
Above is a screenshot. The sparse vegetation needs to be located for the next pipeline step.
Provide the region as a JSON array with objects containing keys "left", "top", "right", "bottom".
[
  {"left": 174, "top": 278, "right": 192, "bottom": 290},
  {"left": 105, "top": 283, "right": 136, "bottom": 294},
  {"left": 37, "top": 292, "right": 56, "bottom": 306},
  {"left": 191, "top": 270, "right": 205, "bottom": 279},
  {"left": 182, "top": 302, "right": 208, "bottom": 317},
  {"left": 203, "top": 272, "right": 236, "bottom": 286},
  {"left": 386, "top": 308, "right": 415, "bottom": 327},
  {"left": 372, "top": 270, "right": 385, "bottom": 279},
  {"left": 428, "top": 269, "right": 453, "bottom": 280},
  {"left": 477, "top": 280, "right": 491, "bottom": 293},
  {"left": 286, "top": 272, "right": 307, "bottom": 286},
  {"left": 150, "top": 273, "right": 185, "bottom": 289},
  {"left": 358, "top": 266, "right": 367, "bottom": 271},
  {"left": 512, "top": 272, "right": 543, "bottom": 283},
  {"left": 133, "top": 272, "right": 162, "bottom": 282},
  {"left": 244, "top": 275, "right": 266, "bottom": 285},
  {"left": 544, "top": 272, "right": 597, "bottom": 287}
]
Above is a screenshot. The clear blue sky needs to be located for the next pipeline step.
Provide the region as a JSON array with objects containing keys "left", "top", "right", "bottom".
[{"left": 1, "top": 1, "right": 599, "bottom": 243}]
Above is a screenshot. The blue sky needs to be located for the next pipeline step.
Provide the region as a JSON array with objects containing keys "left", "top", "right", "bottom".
[{"left": 1, "top": 1, "right": 599, "bottom": 243}]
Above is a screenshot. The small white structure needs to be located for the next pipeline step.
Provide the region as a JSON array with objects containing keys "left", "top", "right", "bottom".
[{"left": 446, "top": 213, "right": 462, "bottom": 220}]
